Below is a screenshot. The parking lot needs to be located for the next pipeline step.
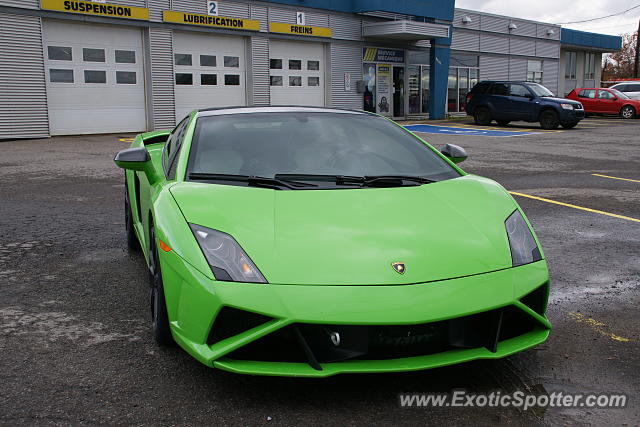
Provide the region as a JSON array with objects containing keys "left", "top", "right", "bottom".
[{"left": 1, "top": 117, "right": 638, "bottom": 425}]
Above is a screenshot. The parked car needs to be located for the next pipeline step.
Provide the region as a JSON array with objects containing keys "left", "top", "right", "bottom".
[
  {"left": 566, "top": 88, "right": 639, "bottom": 119},
  {"left": 466, "top": 81, "right": 585, "bottom": 129},
  {"left": 609, "top": 81, "right": 640, "bottom": 100}
]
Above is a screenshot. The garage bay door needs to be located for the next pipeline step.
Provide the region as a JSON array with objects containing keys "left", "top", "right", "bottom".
[
  {"left": 43, "top": 20, "right": 146, "bottom": 135},
  {"left": 173, "top": 32, "right": 246, "bottom": 121},
  {"left": 269, "top": 40, "right": 325, "bottom": 107}
]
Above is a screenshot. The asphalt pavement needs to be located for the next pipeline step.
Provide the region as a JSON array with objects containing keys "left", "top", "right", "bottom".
[{"left": 0, "top": 117, "right": 638, "bottom": 426}]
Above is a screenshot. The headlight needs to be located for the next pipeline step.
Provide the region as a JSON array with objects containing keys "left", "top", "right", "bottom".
[
  {"left": 190, "top": 224, "right": 267, "bottom": 283},
  {"left": 560, "top": 103, "right": 574, "bottom": 110},
  {"left": 505, "top": 210, "right": 542, "bottom": 267}
]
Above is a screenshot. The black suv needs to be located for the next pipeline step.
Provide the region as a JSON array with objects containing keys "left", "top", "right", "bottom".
[{"left": 466, "top": 81, "right": 585, "bottom": 129}]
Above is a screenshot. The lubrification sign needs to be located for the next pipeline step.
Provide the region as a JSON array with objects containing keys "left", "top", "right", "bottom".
[{"left": 163, "top": 11, "right": 260, "bottom": 31}]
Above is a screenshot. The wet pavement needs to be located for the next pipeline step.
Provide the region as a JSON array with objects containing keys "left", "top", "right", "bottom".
[{"left": 0, "top": 117, "right": 638, "bottom": 425}]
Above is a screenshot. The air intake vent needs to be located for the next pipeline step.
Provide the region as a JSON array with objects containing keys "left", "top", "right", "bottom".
[{"left": 207, "top": 307, "right": 273, "bottom": 345}]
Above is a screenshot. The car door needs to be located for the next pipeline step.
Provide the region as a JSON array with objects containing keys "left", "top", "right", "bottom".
[
  {"left": 488, "top": 83, "right": 511, "bottom": 119},
  {"left": 577, "top": 89, "right": 597, "bottom": 112},
  {"left": 508, "top": 84, "right": 536, "bottom": 120},
  {"left": 597, "top": 89, "right": 619, "bottom": 114}
]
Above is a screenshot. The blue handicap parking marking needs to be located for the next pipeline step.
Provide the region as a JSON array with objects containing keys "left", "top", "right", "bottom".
[{"left": 403, "top": 124, "right": 539, "bottom": 137}]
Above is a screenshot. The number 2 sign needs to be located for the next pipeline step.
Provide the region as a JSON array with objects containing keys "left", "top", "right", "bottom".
[{"left": 207, "top": 1, "right": 218, "bottom": 16}]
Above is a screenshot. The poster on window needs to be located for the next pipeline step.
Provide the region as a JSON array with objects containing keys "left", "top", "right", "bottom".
[{"left": 376, "top": 64, "right": 391, "bottom": 116}]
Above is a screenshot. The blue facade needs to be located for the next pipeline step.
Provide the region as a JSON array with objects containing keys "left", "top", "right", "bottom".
[{"left": 561, "top": 28, "right": 622, "bottom": 51}]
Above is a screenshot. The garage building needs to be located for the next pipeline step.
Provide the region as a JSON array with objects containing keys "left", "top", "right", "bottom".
[{"left": 0, "top": 0, "right": 622, "bottom": 138}]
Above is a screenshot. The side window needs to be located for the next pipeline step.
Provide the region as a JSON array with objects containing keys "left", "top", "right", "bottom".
[
  {"left": 509, "top": 84, "right": 531, "bottom": 98},
  {"left": 163, "top": 118, "right": 189, "bottom": 178},
  {"left": 614, "top": 85, "right": 627, "bottom": 92},
  {"left": 578, "top": 89, "right": 596, "bottom": 99},
  {"left": 166, "top": 118, "right": 190, "bottom": 180},
  {"left": 598, "top": 90, "right": 614, "bottom": 100},
  {"left": 492, "top": 83, "right": 509, "bottom": 96},
  {"left": 629, "top": 84, "right": 640, "bottom": 92}
]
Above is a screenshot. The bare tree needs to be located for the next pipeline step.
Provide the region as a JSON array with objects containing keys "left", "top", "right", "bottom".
[{"left": 602, "top": 31, "right": 638, "bottom": 80}]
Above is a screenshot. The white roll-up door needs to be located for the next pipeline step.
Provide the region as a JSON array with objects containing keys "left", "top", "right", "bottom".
[
  {"left": 42, "top": 20, "right": 146, "bottom": 135},
  {"left": 269, "top": 40, "right": 325, "bottom": 107},
  {"left": 173, "top": 32, "right": 246, "bottom": 121}
]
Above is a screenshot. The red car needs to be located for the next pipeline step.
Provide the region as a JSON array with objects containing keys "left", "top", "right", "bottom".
[{"left": 566, "top": 88, "right": 640, "bottom": 119}]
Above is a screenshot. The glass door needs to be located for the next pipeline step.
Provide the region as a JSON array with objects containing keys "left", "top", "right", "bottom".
[
  {"left": 362, "top": 63, "right": 376, "bottom": 113},
  {"left": 408, "top": 65, "right": 420, "bottom": 114},
  {"left": 421, "top": 66, "right": 430, "bottom": 114},
  {"left": 392, "top": 66, "right": 405, "bottom": 117}
]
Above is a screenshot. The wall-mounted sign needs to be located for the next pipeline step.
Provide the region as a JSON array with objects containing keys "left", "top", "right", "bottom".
[
  {"left": 269, "top": 22, "right": 332, "bottom": 38},
  {"left": 296, "top": 12, "right": 305, "bottom": 25},
  {"left": 40, "top": 0, "right": 149, "bottom": 20},
  {"left": 207, "top": 0, "right": 218, "bottom": 16},
  {"left": 363, "top": 48, "right": 405, "bottom": 64},
  {"left": 163, "top": 11, "right": 260, "bottom": 31},
  {"left": 376, "top": 64, "right": 391, "bottom": 116}
]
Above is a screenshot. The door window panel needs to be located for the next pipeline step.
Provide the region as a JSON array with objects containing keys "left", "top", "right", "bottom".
[
  {"left": 270, "top": 76, "right": 283, "bottom": 86},
  {"left": 116, "top": 71, "right": 136, "bottom": 84},
  {"left": 308, "top": 77, "right": 320, "bottom": 87},
  {"left": 270, "top": 59, "right": 282, "bottom": 69},
  {"left": 83, "top": 48, "right": 105, "bottom": 62},
  {"left": 288, "top": 60, "right": 302, "bottom": 70},
  {"left": 49, "top": 69, "right": 74, "bottom": 83},
  {"left": 598, "top": 90, "right": 614, "bottom": 99},
  {"left": 578, "top": 89, "right": 596, "bottom": 99},
  {"left": 509, "top": 84, "right": 531, "bottom": 97},
  {"left": 175, "top": 73, "right": 193, "bottom": 85},
  {"left": 307, "top": 60, "right": 320, "bottom": 71},
  {"left": 48, "top": 46, "right": 72, "bottom": 61},
  {"left": 289, "top": 76, "right": 302, "bottom": 87},
  {"left": 200, "top": 55, "right": 217, "bottom": 67},
  {"left": 115, "top": 50, "right": 136, "bottom": 64},
  {"left": 201, "top": 74, "right": 217, "bottom": 85},
  {"left": 225, "top": 74, "right": 240, "bottom": 85},
  {"left": 174, "top": 54, "right": 192, "bottom": 66},
  {"left": 224, "top": 56, "right": 239, "bottom": 68},
  {"left": 84, "top": 70, "right": 107, "bottom": 83}
]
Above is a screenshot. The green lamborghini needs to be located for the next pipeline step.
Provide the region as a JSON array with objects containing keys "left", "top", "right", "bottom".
[{"left": 114, "top": 107, "right": 551, "bottom": 377}]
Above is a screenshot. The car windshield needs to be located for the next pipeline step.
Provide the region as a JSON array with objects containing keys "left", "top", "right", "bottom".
[
  {"left": 187, "top": 112, "right": 460, "bottom": 187},
  {"left": 610, "top": 89, "right": 630, "bottom": 99},
  {"left": 527, "top": 83, "right": 555, "bottom": 97}
]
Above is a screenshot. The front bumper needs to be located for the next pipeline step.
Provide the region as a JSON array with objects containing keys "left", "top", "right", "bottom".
[
  {"left": 561, "top": 108, "right": 585, "bottom": 123},
  {"left": 160, "top": 250, "right": 551, "bottom": 377}
]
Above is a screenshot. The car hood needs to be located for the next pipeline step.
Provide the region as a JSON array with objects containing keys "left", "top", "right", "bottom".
[
  {"left": 544, "top": 97, "right": 581, "bottom": 105},
  {"left": 170, "top": 175, "right": 518, "bottom": 285}
]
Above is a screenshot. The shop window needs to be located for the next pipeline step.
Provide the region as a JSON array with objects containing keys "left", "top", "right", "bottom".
[
  {"left": 116, "top": 71, "right": 136, "bottom": 84},
  {"left": 200, "top": 55, "right": 217, "bottom": 67},
  {"left": 526, "top": 60, "right": 543, "bottom": 84},
  {"left": 225, "top": 74, "right": 240, "bottom": 85},
  {"left": 175, "top": 73, "right": 193, "bottom": 85},
  {"left": 174, "top": 54, "right": 192, "bottom": 66},
  {"left": 201, "top": 74, "right": 217, "bottom": 85},
  {"left": 585, "top": 53, "right": 596, "bottom": 80},
  {"left": 115, "top": 50, "right": 136, "bottom": 64},
  {"left": 308, "top": 77, "right": 320, "bottom": 87},
  {"left": 49, "top": 69, "right": 74, "bottom": 83},
  {"left": 307, "top": 60, "right": 320, "bottom": 71},
  {"left": 224, "top": 56, "right": 239, "bottom": 68},
  {"left": 270, "top": 59, "right": 282, "bottom": 69},
  {"left": 83, "top": 48, "right": 105, "bottom": 62},
  {"left": 289, "top": 76, "right": 302, "bottom": 87},
  {"left": 565, "top": 51, "right": 577, "bottom": 79},
  {"left": 84, "top": 70, "right": 107, "bottom": 84},
  {"left": 48, "top": 46, "right": 72, "bottom": 61},
  {"left": 288, "top": 60, "right": 302, "bottom": 70},
  {"left": 270, "top": 76, "right": 283, "bottom": 86}
]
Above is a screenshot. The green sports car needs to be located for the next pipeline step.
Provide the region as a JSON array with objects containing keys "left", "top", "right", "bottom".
[{"left": 114, "top": 107, "right": 550, "bottom": 377}]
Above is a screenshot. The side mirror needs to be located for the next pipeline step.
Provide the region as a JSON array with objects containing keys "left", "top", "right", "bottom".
[
  {"left": 114, "top": 147, "right": 160, "bottom": 184},
  {"left": 441, "top": 143, "right": 468, "bottom": 164}
]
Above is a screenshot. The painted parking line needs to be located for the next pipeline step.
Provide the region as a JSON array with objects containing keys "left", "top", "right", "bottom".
[
  {"left": 404, "top": 124, "right": 542, "bottom": 137},
  {"left": 568, "top": 312, "right": 630, "bottom": 342},
  {"left": 510, "top": 191, "right": 640, "bottom": 223},
  {"left": 592, "top": 173, "right": 640, "bottom": 183}
]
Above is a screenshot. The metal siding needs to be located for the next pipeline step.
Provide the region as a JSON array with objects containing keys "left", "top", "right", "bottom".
[
  {"left": 0, "top": 13, "right": 49, "bottom": 138},
  {"left": 0, "top": 0, "right": 38, "bottom": 8},
  {"left": 480, "top": 33, "right": 508, "bottom": 54},
  {"left": 251, "top": 36, "right": 269, "bottom": 105},
  {"left": 451, "top": 30, "right": 479, "bottom": 51},
  {"left": 250, "top": 3, "right": 268, "bottom": 32},
  {"left": 537, "top": 24, "right": 560, "bottom": 40},
  {"left": 508, "top": 57, "right": 527, "bottom": 81},
  {"left": 453, "top": 10, "right": 480, "bottom": 30},
  {"left": 543, "top": 59, "right": 559, "bottom": 94},
  {"left": 174, "top": 0, "right": 206, "bottom": 14},
  {"left": 148, "top": 27, "right": 175, "bottom": 129},
  {"left": 413, "top": 40, "right": 431, "bottom": 48},
  {"left": 536, "top": 40, "right": 560, "bottom": 58},
  {"left": 480, "top": 15, "right": 508, "bottom": 34},
  {"left": 509, "top": 20, "right": 536, "bottom": 37},
  {"left": 111, "top": 0, "right": 146, "bottom": 8},
  {"left": 305, "top": 11, "right": 329, "bottom": 27},
  {"left": 147, "top": 0, "right": 169, "bottom": 22},
  {"left": 330, "top": 43, "right": 361, "bottom": 109},
  {"left": 268, "top": 6, "right": 296, "bottom": 23},
  {"left": 509, "top": 37, "right": 535, "bottom": 56},
  {"left": 479, "top": 56, "right": 508, "bottom": 81},
  {"left": 219, "top": 1, "right": 250, "bottom": 19},
  {"left": 329, "top": 14, "right": 362, "bottom": 40}
]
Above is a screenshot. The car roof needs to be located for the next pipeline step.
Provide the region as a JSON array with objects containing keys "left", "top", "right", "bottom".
[
  {"left": 476, "top": 81, "right": 540, "bottom": 84},
  {"left": 196, "top": 106, "right": 375, "bottom": 117}
]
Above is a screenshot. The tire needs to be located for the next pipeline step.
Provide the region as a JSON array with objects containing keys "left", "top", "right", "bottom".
[
  {"left": 149, "top": 226, "right": 174, "bottom": 346},
  {"left": 473, "top": 107, "right": 492, "bottom": 126},
  {"left": 124, "top": 179, "right": 140, "bottom": 252},
  {"left": 496, "top": 120, "right": 510, "bottom": 126},
  {"left": 561, "top": 122, "right": 578, "bottom": 129},
  {"left": 539, "top": 110, "right": 560, "bottom": 130},
  {"left": 621, "top": 105, "right": 636, "bottom": 119}
]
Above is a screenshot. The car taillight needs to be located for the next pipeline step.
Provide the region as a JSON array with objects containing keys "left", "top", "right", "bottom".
[{"left": 466, "top": 93, "right": 474, "bottom": 102}]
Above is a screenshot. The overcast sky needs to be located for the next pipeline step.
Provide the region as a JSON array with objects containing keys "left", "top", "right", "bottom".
[{"left": 456, "top": 0, "right": 639, "bottom": 35}]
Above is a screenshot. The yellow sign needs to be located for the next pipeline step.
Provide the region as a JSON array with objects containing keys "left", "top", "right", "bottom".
[
  {"left": 163, "top": 11, "right": 260, "bottom": 31},
  {"left": 269, "top": 22, "right": 332, "bottom": 38},
  {"left": 40, "top": 0, "right": 149, "bottom": 20}
]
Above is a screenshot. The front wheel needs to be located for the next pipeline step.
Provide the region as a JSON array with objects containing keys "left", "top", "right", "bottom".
[
  {"left": 561, "top": 122, "right": 578, "bottom": 129},
  {"left": 473, "top": 107, "right": 492, "bottom": 126},
  {"left": 149, "top": 226, "right": 173, "bottom": 347},
  {"left": 621, "top": 105, "right": 636, "bottom": 119},
  {"left": 539, "top": 110, "right": 560, "bottom": 130}
]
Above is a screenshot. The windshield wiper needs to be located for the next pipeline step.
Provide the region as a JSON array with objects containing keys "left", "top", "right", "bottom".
[
  {"left": 362, "top": 175, "right": 435, "bottom": 187},
  {"left": 274, "top": 174, "right": 435, "bottom": 187},
  {"left": 188, "top": 173, "right": 317, "bottom": 189},
  {"left": 274, "top": 174, "right": 365, "bottom": 185}
]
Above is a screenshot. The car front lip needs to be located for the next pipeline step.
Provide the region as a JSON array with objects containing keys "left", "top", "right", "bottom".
[{"left": 159, "top": 249, "right": 551, "bottom": 377}]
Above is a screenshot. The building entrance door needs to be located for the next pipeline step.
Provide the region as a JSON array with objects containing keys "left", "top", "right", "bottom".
[{"left": 393, "top": 66, "right": 405, "bottom": 117}]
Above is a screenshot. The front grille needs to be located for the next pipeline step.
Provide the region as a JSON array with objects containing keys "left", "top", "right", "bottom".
[
  {"left": 520, "top": 283, "right": 549, "bottom": 316},
  {"left": 207, "top": 306, "right": 274, "bottom": 345},
  {"left": 225, "top": 305, "right": 543, "bottom": 370}
]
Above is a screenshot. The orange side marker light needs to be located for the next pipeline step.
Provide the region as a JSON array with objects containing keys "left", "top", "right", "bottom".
[{"left": 159, "top": 240, "right": 172, "bottom": 252}]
